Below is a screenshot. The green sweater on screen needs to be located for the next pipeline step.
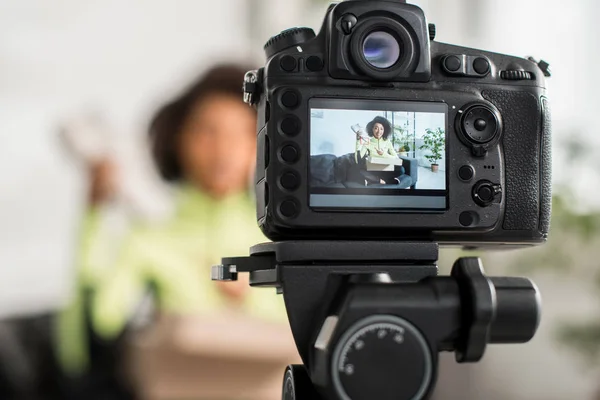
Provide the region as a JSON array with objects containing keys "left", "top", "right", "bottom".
[
  {"left": 357, "top": 137, "right": 398, "bottom": 159},
  {"left": 56, "top": 185, "right": 286, "bottom": 375}
]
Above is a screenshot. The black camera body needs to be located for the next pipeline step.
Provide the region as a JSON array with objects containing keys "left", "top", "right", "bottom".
[{"left": 246, "top": 0, "right": 552, "bottom": 247}]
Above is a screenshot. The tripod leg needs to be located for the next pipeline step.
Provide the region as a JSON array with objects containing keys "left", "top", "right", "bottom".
[{"left": 282, "top": 365, "right": 324, "bottom": 400}]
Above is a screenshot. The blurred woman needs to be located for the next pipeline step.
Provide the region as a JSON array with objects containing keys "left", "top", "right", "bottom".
[
  {"left": 56, "top": 64, "right": 286, "bottom": 398},
  {"left": 95, "top": 64, "right": 285, "bottom": 336}
]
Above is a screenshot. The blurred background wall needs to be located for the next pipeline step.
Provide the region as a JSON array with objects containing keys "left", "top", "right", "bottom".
[
  {"left": 1, "top": 0, "right": 599, "bottom": 399},
  {"left": 0, "top": 0, "right": 252, "bottom": 316}
]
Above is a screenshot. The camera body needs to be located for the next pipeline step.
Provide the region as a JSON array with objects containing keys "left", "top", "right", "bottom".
[{"left": 247, "top": 0, "right": 552, "bottom": 247}]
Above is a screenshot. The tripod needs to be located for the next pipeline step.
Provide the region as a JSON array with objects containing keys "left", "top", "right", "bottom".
[{"left": 212, "top": 241, "right": 541, "bottom": 400}]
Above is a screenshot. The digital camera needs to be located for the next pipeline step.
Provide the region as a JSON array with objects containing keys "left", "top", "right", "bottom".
[{"left": 243, "top": 0, "right": 552, "bottom": 247}]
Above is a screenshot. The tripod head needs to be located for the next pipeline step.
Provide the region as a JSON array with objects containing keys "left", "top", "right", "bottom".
[{"left": 213, "top": 241, "right": 541, "bottom": 400}]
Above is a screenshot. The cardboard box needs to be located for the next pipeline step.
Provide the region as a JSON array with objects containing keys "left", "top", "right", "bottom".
[
  {"left": 126, "top": 313, "right": 301, "bottom": 400},
  {"left": 366, "top": 156, "right": 404, "bottom": 171}
]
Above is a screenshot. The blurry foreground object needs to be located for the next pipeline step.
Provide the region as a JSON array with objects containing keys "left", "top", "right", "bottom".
[
  {"left": 58, "top": 111, "right": 168, "bottom": 218},
  {"left": 127, "top": 314, "right": 300, "bottom": 400},
  {"left": 55, "top": 112, "right": 152, "bottom": 399},
  {"left": 54, "top": 64, "right": 291, "bottom": 400},
  {"left": 91, "top": 64, "right": 288, "bottom": 339},
  {"left": 58, "top": 111, "right": 110, "bottom": 165}
]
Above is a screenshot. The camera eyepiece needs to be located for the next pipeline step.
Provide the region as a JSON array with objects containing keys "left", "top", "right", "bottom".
[
  {"left": 349, "top": 17, "right": 419, "bottom": 80},
  {"left": 362, "top": 31, "right": 402, "bottom": 69}
]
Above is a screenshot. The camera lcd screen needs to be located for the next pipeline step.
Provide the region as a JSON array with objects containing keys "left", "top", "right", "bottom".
[{"left": 309, "top": 98, "right": 448, "bottom": 210}]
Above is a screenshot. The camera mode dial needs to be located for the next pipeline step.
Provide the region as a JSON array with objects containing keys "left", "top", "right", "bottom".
[{"left": 264, "top": 27, "right": 316, "bottom": 59}]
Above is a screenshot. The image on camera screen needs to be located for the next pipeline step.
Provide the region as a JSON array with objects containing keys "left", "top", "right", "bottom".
[{"left": 309, "top": 98, "right": 448, "bottom": 210}]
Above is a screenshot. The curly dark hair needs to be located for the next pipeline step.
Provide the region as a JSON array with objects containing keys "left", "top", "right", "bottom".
[
  {"left": 366, "top": 116, "right": 392, "bottom": 140},
  {"left": 149, "top": 64, "right": 253, "bottom": 181}
]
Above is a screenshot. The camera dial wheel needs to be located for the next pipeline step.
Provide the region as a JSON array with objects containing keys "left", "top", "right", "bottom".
[
  {"left": 330, "top": 315, "right": 433, "bottom": 400},
  {"left": 264, "top": 27, "right": 316, "bottom": 58}
]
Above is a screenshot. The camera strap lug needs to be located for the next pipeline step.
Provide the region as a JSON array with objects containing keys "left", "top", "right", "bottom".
[{"left": 243, "top": 69, "right": 261, "bottom": 105}]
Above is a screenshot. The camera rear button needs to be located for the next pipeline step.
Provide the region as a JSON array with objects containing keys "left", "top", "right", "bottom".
[
  {"left": 458, "top": 165, "right": 474, "bottom": 181},
  {"left": 279, "top": 200, "right": 299, "bottom": 218},
  {"left": 474, "top": 119, "right": 487, "bottom": 131},
  {"left": 472, "top": 180, "right": 502, "bottom": 207},
  {"left": 280, "top": 172, "right": 300, "bottom": 191},
  {"left": 281, "top": 91, "right": 300, "bottom": 109},
  {"left": 280, "top": 55, "right": 297, "bottom": 72},
  {"left": 459, "top": 211, "right": 478, "bottom": 227},
  {"left": 280, "top": 116, "right": 301, "bottom": 136},
  {"left": 473, "top": 57, "right": 490, "bottom": 75},
  {"left": 478, "top": 186, "right": 493, "bottom": 201},
  {"left": 443, "top": 55, "right": 461, "bottom": 72},
  {"left": 306, "top": 56, "right": 324, "bottom": 71},
  {"left": 281, "top": 145, "right": 299, "bottom": 163}
]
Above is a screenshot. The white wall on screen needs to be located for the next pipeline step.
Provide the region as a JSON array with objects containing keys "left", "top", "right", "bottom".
[{"left": 310, "top": 109, "right": 383, "bottom": 157}]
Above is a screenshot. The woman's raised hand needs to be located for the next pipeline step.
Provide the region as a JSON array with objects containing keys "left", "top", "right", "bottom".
[{"left": 88, "top": 157, "right": 119, "bottom": 206}]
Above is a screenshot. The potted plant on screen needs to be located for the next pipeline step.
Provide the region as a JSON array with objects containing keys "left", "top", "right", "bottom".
[
  {"left": 393, "top": 125, "right": 411, "bottom": 157},
  {"left": 401, "top": 138, "right": 411, "bottom": 157},
  {"left": 392, "top": 125, "right": 406, "bottom": 156},
  {"left": 419, "top": 127, "right": 445, "bottom": 172}
]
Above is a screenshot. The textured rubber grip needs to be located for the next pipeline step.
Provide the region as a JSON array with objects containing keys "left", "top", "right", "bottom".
[
  {"left": 539, "top": 97, "right": 552, "bottom": 234},
  {"left": 482, "top": 90, "right": 541, "bottom": 231}
]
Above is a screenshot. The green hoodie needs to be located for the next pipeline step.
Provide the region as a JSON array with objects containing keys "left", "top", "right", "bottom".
[
  {"left": 56, "top": 185, "right": 286, "bottom": 375},
  {"left": 357, "top": 137, "right": 398, "bottom": 159}
]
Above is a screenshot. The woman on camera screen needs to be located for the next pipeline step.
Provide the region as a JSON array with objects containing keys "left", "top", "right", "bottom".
[
  {"left": 355, "top": 116, "right": 404, "bottom": 185},
  {"left": 356, "top": 116, "right": 398, "bottom": 159}
]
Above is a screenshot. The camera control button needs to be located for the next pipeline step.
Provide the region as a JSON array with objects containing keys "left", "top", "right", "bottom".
[
  {"left": 472, "top": 180, "right": 502, "bottom": 207},
  {"left": 443, "top": 55, "right": 461, "bottom": 72},
  {"left": 281, "top": 90, "right": 300, "bottom": 109},
  {"left": 281, "top": 145, "right": 299, "bottom": 163},
  {"left": 478, "top": 186, "right": 493, "bottom": 201},
  {"left": 280, "top": 55, "right": 297, "bottom": 72},
  {"left": 340, "top": 14, "right": 358, "bottom": 35},
  {"left": 473, "top": 57, "right": 490, "bottom": 75},
  {"left": 460, "top": 105, "right": 499, "bottom": 144},
  {"left": 459, "top": 211, "right": 478, "bottom": 227},
  {"left": 280, "top": 116, "right": 301, "bottom": 136},
  {"left": 280, "top": 172, "right": 300, "bottom": 191},
  {"left": 306, "top": 56, "right": 324, "bottom": 71},
  {"left": 474, "top": 118, "right": 487, "bottom": 131},
  {"left": 458, "top": 165, "right": 474, "bottom": 181},
  {"left": 279, "top": 199, "right": 299, "bottom": 218}
]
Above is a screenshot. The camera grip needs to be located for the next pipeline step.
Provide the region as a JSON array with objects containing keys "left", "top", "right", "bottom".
[
  {"left": 482, "top": 90, "right": 542, "bottom": 232},
  {"left": 539, "top": 98, "right": 552, "bottom": 234}
]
